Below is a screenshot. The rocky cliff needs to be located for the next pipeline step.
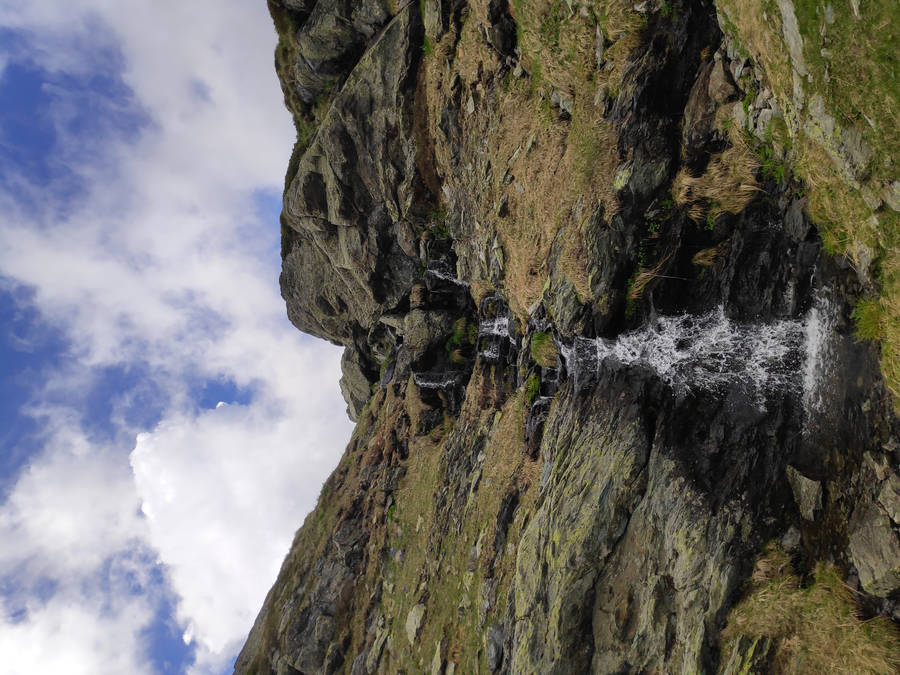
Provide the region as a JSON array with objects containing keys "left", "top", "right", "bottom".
[{"left": 238, "top": 1, "right": 900, "bottom": 672}]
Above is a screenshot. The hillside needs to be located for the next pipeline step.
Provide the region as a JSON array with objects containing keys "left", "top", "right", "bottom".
[{"left": 236, "top": 0, "right": 900, "bottom": 672}]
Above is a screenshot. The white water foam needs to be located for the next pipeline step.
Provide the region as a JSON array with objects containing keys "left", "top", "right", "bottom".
[
  {"left": 478, "top": 315, "right": 513, "bottom": 361},
  {"left": 413, "top": 372, "right": 462, "bottom": 390},
  {"left": 426, "top": 266, "right": 470, "bottom": 288},
  {"left": 802, "top": 291, "right": 838, "bottom": 415},
  {"left": 559, "top": 299, "right": 836, "bottom": 403},
  {"left": 479, "top": 316, "right": 510, "bottom": 338}
]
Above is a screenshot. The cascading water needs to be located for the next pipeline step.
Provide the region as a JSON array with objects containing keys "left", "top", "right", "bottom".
[
  {"left": 558, "top": 296, "right": 837, "bottom": 409},
  {"left": 802, "top": 291, "right": 838, "bottom": 416},
  {"left": 425, "top": 262, "right": 470, "bottom": 288},
  {"left": 478, "top": 315, "right": 513, "bottom": 362}
]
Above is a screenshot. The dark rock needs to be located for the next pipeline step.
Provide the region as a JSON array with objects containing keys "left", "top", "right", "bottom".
[
  {"left": 877, "top": 473, "right": 900, "bottom": 523},
  {"left": 848, "top": 501, "right": 900, "bottom": 596},
  {"left": 281, "top": 4, "right": 424, "bottom": 351},
  {"left": 708, "top": 57, "right": 736, "bottom": 103},
  {"left": 486, "top": 624, "right": 505, "bottom": 672},
  {"left": 290, "top": 0, "right": 392, "bottom": 106}
]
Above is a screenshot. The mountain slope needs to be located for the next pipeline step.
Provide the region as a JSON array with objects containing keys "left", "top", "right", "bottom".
[{"left": 236, "top": 1, "right": 900, "bottom": 672}]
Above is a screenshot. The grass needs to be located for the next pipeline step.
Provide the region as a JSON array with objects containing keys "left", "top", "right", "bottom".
[
  {"left": 530, "top": 331, "right": 558, "bottom": 367},
  {"left": 486, "top": 0, "right": 644, "bottom": 316},
  {"left": 626, "top": 251, "right": 674, "bottom": 305},
  {"left": 721, "top": 543, "right": 900, "bottom": 673},
  {"left": 673, "top": 129, "right": 761, "bottom": 225},
  {"left": 445, "top": 317, "right": 475, "bottom": 353},
  {"left": 692, "top": 241, "right": 729, "bottom": 268}
]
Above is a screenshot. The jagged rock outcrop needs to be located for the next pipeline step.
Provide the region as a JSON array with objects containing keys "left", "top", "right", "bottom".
[{"left": 239, "top": 0, "right": 900, "bottom": 672}]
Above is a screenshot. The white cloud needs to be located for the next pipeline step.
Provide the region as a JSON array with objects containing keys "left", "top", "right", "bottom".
[
  {"left": 0, "top": 592, "right": 154, "bottom": 675},
  {"left": 130, "top": 379, "right": 347, "bottom": 672},
  {"left": 0, "top": 423, "right": 156, "bottom": 675},
  {"left": 0, "top": 423, "right": 144, "bottom": 578},
  {"left": 0, "top": 0, "right": 355, "bottom": 672}
]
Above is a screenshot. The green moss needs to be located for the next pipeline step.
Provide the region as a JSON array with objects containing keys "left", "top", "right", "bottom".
[
  {"left": 446, "top": 317, "right": 474, "bottom": 353},
  {"left": 659, "top": 0, "right": 674, "bottom": 20},
  {"left": 538, "top": 1, "right": 566, "bottom": 49},
  {"left": 525, "top": 373, "right": 541, "bottom": 404},
  {"left": 530, "top": 331, "right": 558, "bottom": 367},
  {"left": 704, "top": 205, "right": 718, "bottom": 230}
]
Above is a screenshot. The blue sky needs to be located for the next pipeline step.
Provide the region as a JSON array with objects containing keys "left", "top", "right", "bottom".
[{"left": 0, "top": 2, "right": 353, "bottom": 673}]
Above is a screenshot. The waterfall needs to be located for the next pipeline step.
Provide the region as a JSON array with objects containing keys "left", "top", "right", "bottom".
[
  {"left": 478, "top": 315, "right": 514, "bottom": 362},
  {"left": 479, "top": 316, "right": 510, "bottom": 337},
  {"left": 559, "top": 300, "right": 836, "bottom": 405},
  {"left": 413, "top": 372, "right": 464, "bottom": 390},
  {"left": 802, "top": 291, "right": 838, "bottom": 415}
]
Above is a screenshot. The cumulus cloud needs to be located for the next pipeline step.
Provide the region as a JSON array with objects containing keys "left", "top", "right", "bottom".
[
  {"left": 131, "top": 385, "right": 346, "bottom": 672},
  {"left": 0, "top": 1, "right": 354, "bottom": 672},
  {"left": 0, "top": 591, "right": 155, "bottom": 675}
]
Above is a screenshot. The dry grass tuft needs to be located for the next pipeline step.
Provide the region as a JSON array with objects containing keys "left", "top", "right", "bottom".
[
  {"left": 722, "top": 544, "right": 900, "bottom": 674},
  {"left": 674, "top": 133, "right": 761, "bottom": 222},
  {"left": 692, "top": 241, "right": 729, "bottom": 268},
  {"left": 628, "top": 252, "right": 674, "bottom": 302}
]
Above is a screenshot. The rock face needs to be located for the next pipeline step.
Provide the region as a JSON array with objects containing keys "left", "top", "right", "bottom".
[{"left": 237, "top": 1, "right": 900, "bottom": 673}]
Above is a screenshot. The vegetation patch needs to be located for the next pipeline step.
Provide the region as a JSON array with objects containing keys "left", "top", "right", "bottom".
[
  {"left": 721, "top": 543, "right": 900, "bottom": 673},
  {"left": 673, "top": 130, "right": 760, "bottom": 224},
  {"left": 530, "top": 331, "right": 558, "bottom": 367},
  {"left": 525, "top": 373, "right": 541, "bottom": 404}
]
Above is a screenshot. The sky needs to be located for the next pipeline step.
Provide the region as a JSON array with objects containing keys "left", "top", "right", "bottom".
[{"left": 0, "top": 2, "right": 354, "bottom": 673}]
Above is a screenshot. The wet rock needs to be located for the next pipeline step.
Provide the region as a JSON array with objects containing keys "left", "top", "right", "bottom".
[
  {"left": 848, "top": 501, "right": 900, "bottom": 596},
  {"left": 786, "top": 465, "right": 822, "bottom": 521}
]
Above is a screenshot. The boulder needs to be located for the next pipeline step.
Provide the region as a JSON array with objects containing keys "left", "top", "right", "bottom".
[
  {"left": 786, "top": 465, "right": 822, "bottom": 521},
  {"left": 848, "top": 501, "right": 900, "bottom": 596}
]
